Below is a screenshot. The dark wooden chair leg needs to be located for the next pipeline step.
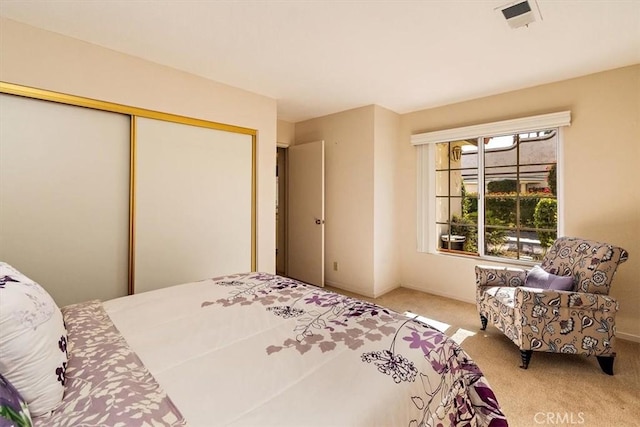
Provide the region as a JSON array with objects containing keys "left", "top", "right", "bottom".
[
  {"left": 480, "top": 314, "right": 488, "bottom": 330},
  {"left": 520, "top": 350, "right": 533, "bottom": 369},
  {"left": 596, "top": 355, "right": 615, "bottom": 375}
]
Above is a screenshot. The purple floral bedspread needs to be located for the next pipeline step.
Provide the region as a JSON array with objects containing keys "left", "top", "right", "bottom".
[
  {"left": 33, "top": 300, "right": 187, "bottom": 427},
  {"left": 36, "top": 274, "right": 507, "bottom": 426},
  {"left": 203, "top": 273, "right": 508, "bottom": 427}
]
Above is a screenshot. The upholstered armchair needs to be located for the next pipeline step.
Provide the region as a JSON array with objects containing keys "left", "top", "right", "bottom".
[{"left": 475, "top": 236, "right": 628, "bottom": 375}]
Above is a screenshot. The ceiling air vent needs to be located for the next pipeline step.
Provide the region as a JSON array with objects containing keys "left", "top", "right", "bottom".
[{"left": 498, "top": 0, "right": 541, "bottom": 29}]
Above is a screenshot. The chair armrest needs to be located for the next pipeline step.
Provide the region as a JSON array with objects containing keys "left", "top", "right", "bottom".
[
  {"left": 514, "top": 288, "right": 618, "bottom": 355},
  {"left": 514, "top": 288, "right": 619, "bottom": 312},
  {"left": 475, "top": 265, "right": 527, "bottom": 288}
]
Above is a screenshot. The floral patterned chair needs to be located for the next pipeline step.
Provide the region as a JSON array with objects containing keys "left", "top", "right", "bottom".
[{"left": 475, "top": 236, "right": 628, "bottom": 375}]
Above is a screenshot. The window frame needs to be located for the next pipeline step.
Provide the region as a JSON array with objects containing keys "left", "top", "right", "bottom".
[{"left": 412, "top": 111, "right": 570, "bottom": 264}]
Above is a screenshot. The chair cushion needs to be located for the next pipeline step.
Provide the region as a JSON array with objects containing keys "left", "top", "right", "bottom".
[
  {"left": 525, "top": 265, "right": 574, "bottom": 291},
  {"left": 484, "top": 286, "right": 516, "bottom": 309}
]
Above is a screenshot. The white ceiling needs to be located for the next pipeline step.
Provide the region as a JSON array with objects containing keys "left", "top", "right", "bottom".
[{"left": 1, "top": 1, "right": 639, "bottom": 123}]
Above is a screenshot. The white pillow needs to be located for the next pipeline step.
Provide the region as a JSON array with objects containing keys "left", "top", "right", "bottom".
[{"left": 0, "top": 262, "right": 68, "bottom": 416}]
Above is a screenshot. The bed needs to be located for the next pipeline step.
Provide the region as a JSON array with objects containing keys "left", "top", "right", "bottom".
[{"left": 1, "top": 265, "right": 508, "bottom": 427}]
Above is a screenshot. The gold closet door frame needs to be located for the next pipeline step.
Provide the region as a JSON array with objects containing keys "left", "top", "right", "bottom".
[{"left": 0, "top": 82, "right": 258, "bottom": 295}]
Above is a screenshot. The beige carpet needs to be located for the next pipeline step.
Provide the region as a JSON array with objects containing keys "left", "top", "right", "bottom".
[{"left": 328, "top": 286, "right": 640, "bottom": 427}]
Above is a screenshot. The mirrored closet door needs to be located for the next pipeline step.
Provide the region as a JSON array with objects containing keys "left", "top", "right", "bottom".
[{"left": 0, "top": 93, "right": 131, "bottom": 306}]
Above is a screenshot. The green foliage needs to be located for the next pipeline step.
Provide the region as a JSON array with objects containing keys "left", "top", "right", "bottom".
[
  {"left": 451, "top": 214, "right": 477, "bottom": 253},
  {"left": 450, "top": 212, "right": 508, "bottom": 255},
  {"left": 450, "top": 164, "right": 557, "bottom": 258},
  {"left": 487, "top": 179, "right": 517, "bottom": 193},
  {"left": 548, "top": 163, "right": 557, "bottom": 196},
  {"left": 463, "top": 193, "right": 477, "bottom": 217},
  {"left": 484, "top": 193, "right": 553, "bottom": 228},
  {"left": 457, "top": 184, "right": 480, "bottom": 253},
  {"left": 461, "top": 180, "right": 469, "bottom": 216},
  {"left": 483, "top": 214, "right": 508, "bottom": 256},
  {"left": 534, "top": 198, "right": 558, "bottom": 248},
  {"left": 485, "top": 196, "right": 516, "bottom": 224}
]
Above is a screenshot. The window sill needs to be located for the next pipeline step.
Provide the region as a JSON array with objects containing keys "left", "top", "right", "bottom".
[{"left": 432, "top": 249, "right": 538, "bottom": 268}]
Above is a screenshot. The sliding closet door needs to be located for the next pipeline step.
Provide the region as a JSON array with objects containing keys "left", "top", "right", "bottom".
[
  {"left": 134, "top": 117, "right": 253, "bottom": 293},
  {"left": 0, "top": 93, "right": 131, "bottom": 306}
]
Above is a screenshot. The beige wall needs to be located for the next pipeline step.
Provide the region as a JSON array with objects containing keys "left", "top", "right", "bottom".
[
  {"left": 294, "top": 105, "right": 402, "bottom": 297},
  {"left": 373, "top": 106, "right": 401, "bottom": 296},
  {"left": 295, "top": 106, "right": 376, "bottom": 296},
  {"left": 277, "top": 119, "right": 295, "bottom": 147},
  {"left": 398, "top": 65, "right": 640, "bottom": 340},
  {"left": 0, "top": 19, "right": 277, "bottom": 278}
]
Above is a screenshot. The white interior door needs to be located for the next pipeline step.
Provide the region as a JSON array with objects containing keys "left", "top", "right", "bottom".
[{"left": 287, "top": 140, "right": 325, "bottom": 287}]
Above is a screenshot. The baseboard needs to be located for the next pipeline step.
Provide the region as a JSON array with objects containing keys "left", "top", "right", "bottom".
[
  {"left": 324, "top": 280, "right": 376, "bottom": 299},
  {"left": 617, "top": 331, "right": 640, "bottom": 343},
  {"left": 373, "top": 282, "right": 401, "bottom": 298},
  {"left": 400, "top": 283, "right": 476, "bottom": 305}
]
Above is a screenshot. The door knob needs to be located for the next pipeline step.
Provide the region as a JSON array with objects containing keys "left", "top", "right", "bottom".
[{"left": 315, "top": 218, "right": 325, "bottom": 225}]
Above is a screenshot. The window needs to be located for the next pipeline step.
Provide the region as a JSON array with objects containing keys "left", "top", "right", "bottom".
[{"left": 413, "top": 112, "right": 571, "bottom": 263}]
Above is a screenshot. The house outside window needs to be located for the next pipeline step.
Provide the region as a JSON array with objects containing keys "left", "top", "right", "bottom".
[{"left": 412, "top": 112, "right": 571, "bottom": 264}]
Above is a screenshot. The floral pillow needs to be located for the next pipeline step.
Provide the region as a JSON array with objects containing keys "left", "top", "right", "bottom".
[
  {"left": 0, "top": 262, "right": 68, "bottom": 417},
  {"left": 0, "top": 373, "right": 32, "bottom": 427}
]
